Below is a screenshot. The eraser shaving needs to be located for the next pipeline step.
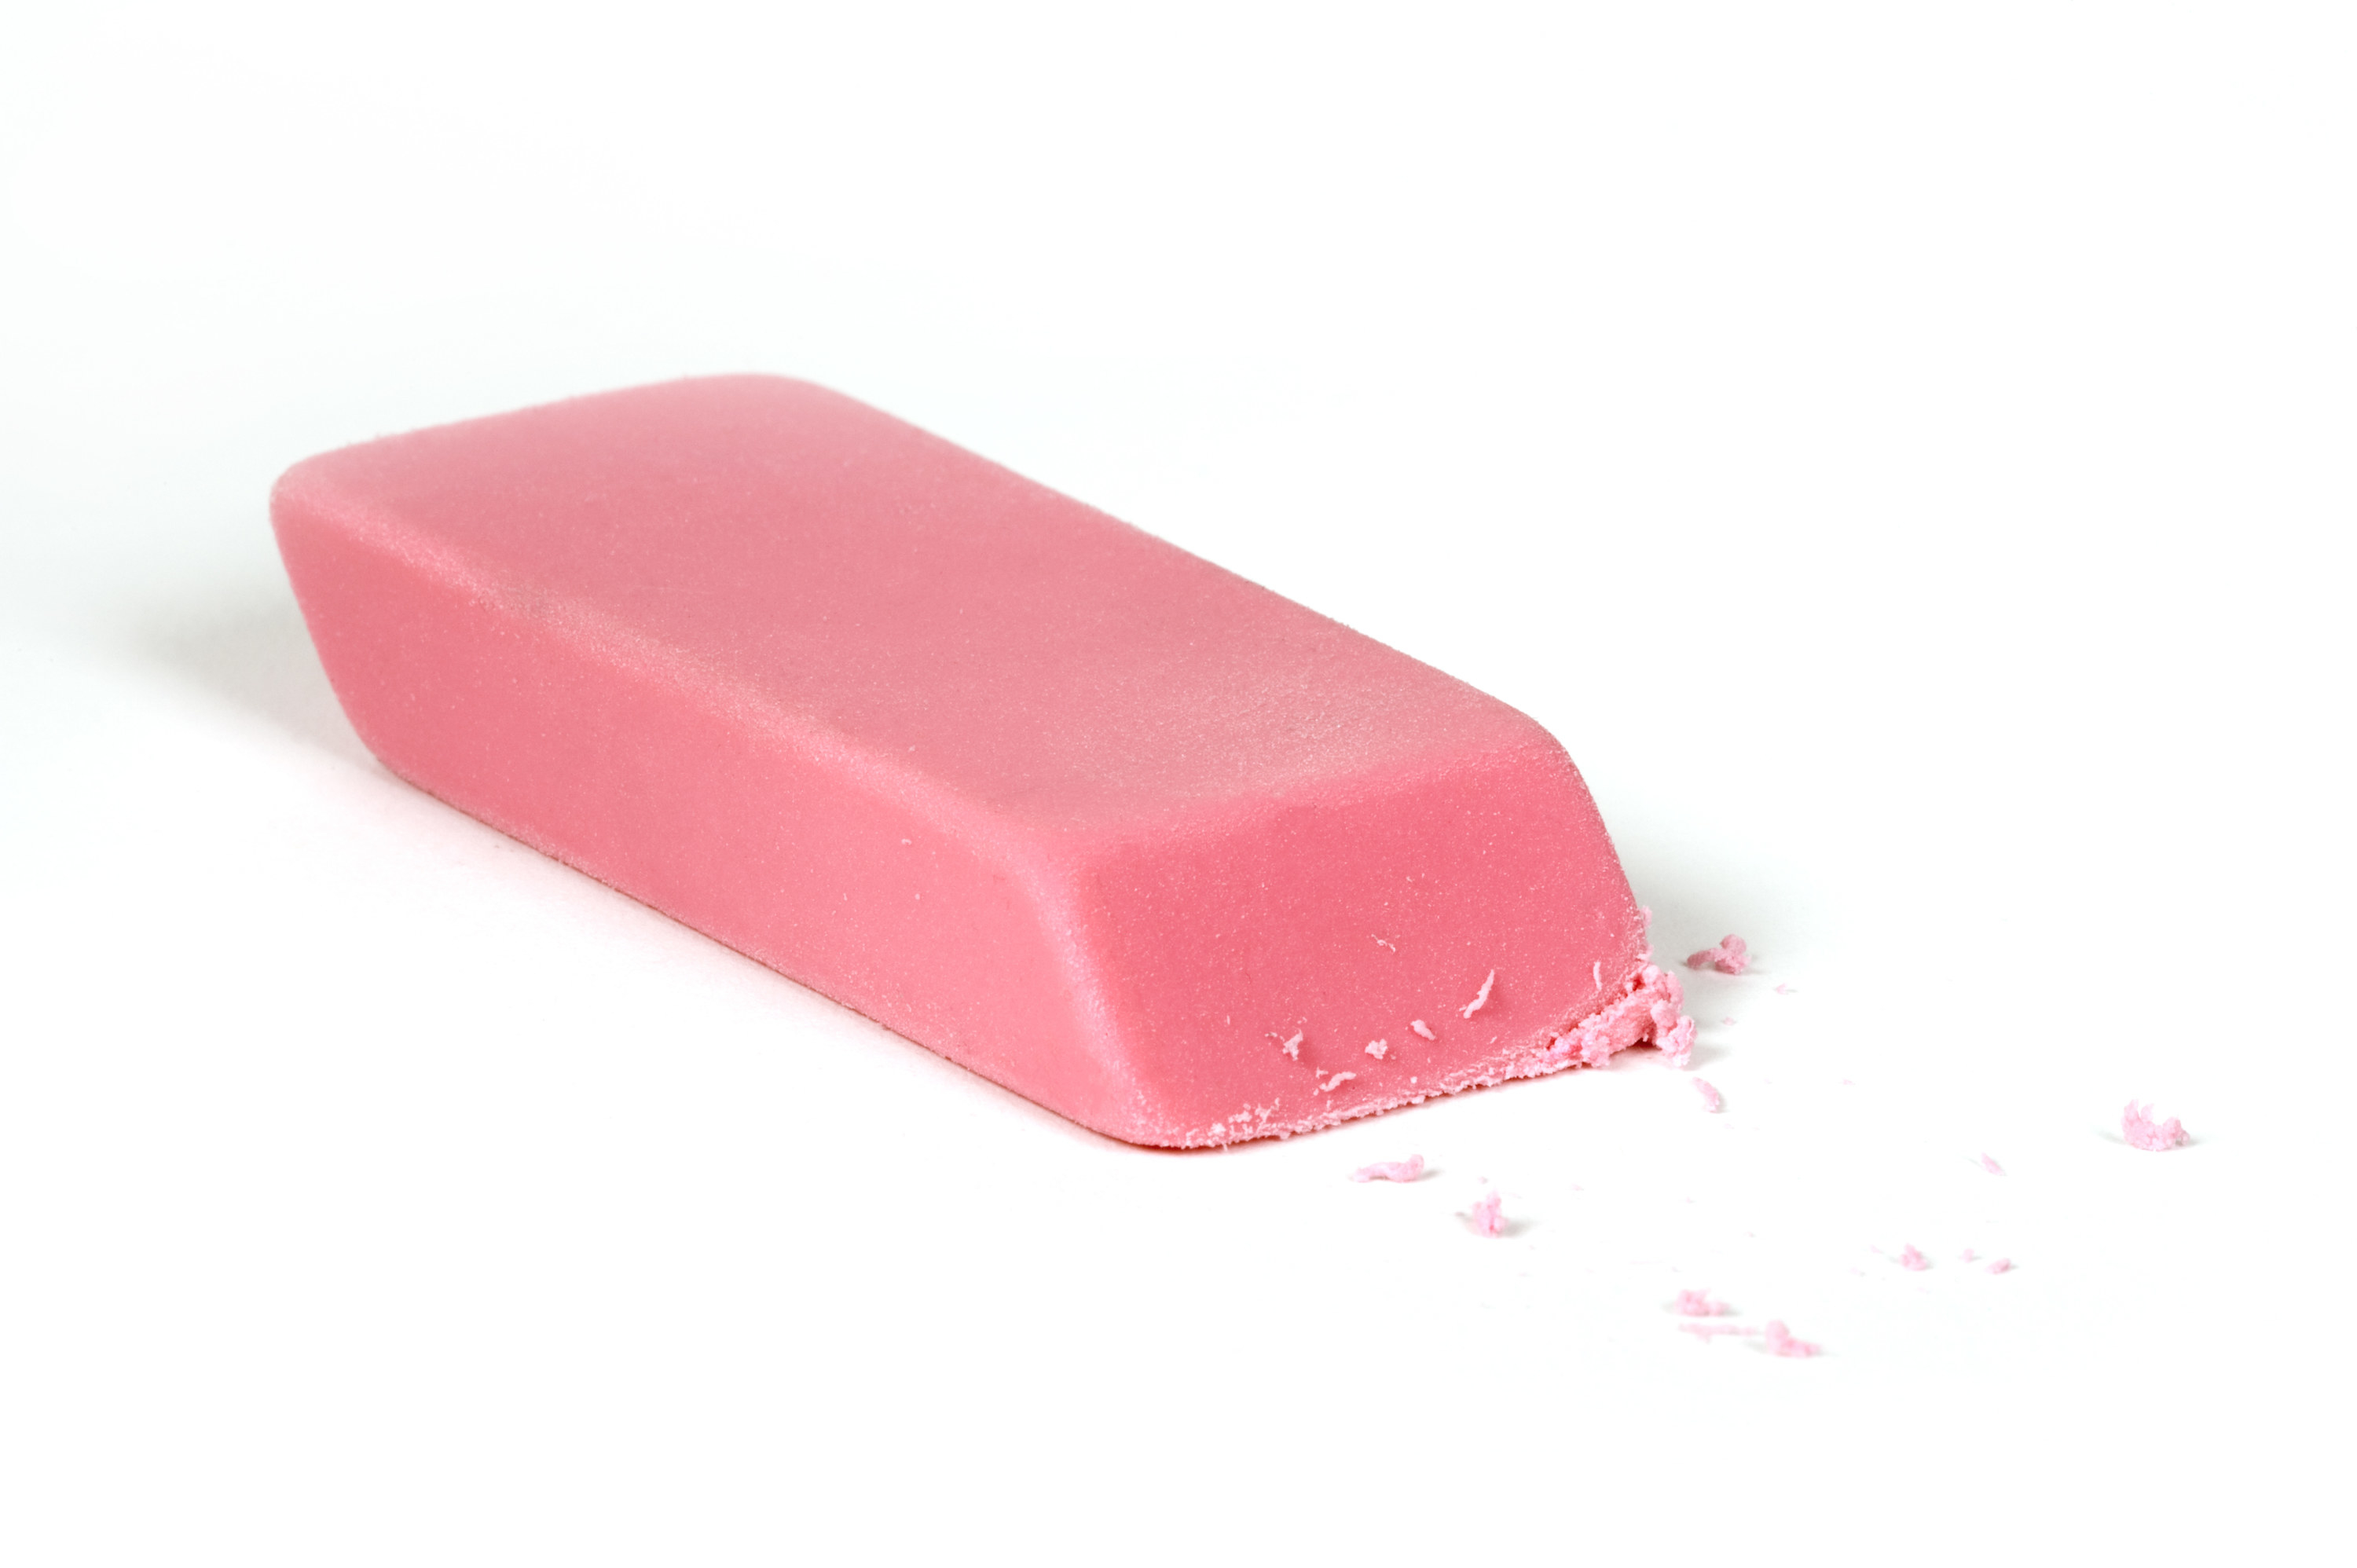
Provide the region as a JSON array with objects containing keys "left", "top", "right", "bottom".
[
  {"left": 2122, "top": 1101, "right": 2190, "bottom": 1152},
  {"left": 1349, "top": 1156, "right": 1425, "bottom": 1183},
  {"left": 1678, "top": 1323, "right": 1754, "bottom": 1343},
  {"left": 1467, "top": 1191, "right": 1506, "bottom": 1238},
  {"left": 1684, "top": 935, "right": 1750, "bottom": 974}
]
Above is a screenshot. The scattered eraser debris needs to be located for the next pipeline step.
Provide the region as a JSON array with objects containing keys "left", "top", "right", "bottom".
[
  {"left": 1461, "top": 969, "right": 1496, "bottom": 1020},
  {"left": 1958, "top": 1247, "right": 1978, "bottom": 1263},
  {"left": 1897, "top": 1244, "right": 1930, "bottom": 1271},
  {"left": 1319, "top": 1071, "right": 1358, "bottom": 1094},
  {"left": 1695, "top": 1079, "right": 1724, "bottom": 1112},
  {"left": 1761, "top": 1321, "right": 1821, "bottom": 1358},
  {"left": 1409, "top": 1019, "right": 1437, "bottom": 1041},
  {"left": 1774, "top": 984, "right": 1793, "bottom": 995},
  {"left": 1349, "top": 1156, "right": 1425, "bottom": 1184},
  {"left": 1673, "top": 1289, "right": 1732, "bottom": 1317},
  {"left": 1978, "top": 1153, "right": 2005, "bottom": 1176},
  {"left": 1684, "top": 935, "right": 1750, "bottom": 975},
  {"left": 2122, "top": 1101, "right": 2190, "bottom": 1152},
  {"left": 1468, "top": 1190, "right": 1506, "bottom": 1238},
  {"left": 1365, "top": 1039, "right": 1388, "bottom": 1059},
  {"left": 1277, "top": 1031, "right": 1303, "bottom": 1060},
  {"left": 1987, "top": 1258, "right": 2013, "bottom": 1275}
]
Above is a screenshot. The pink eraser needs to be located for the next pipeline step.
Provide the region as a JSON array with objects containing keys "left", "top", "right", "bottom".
[{"left": 272, "top": 376, "right": 1670, "bottom": 1146}]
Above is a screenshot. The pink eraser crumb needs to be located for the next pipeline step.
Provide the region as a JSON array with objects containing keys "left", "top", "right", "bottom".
[
  {"left": 1319, "top": 1072, "right": 1358, "bottom": 1094},
  {"left": 1409, "top": 1019, "right": 1437, "bottom": 1041},
  {"left": 1679, "top": 1322, "right": 1756, "bottom": 1343},
  {"left": 1761, "top": 1321, "right": 1821, "bottom": 1358},
  {"left": 1774, "top": 984, "right": 1792, "bottom": 995},
  {"left": 1958, "top": 1247, "right": 1978, "bottom": 1262},
  {"left": 2122, "top": 1101, "right": 2190, "bottom": 1152},
  {"left": 1365, "top": 1039, "right": 1388, "bottom": 1059},
  {"left": 1897, "top": 1244, "right": 1930, "bottom": 1271},
  {"left": 1684, "top": 935, "right": 1750, "bottom": 975},
  {"left": 1695, "top": 1079, "right": 1724, "bottom": 1112},
  {"left": 1467, "top": 1190, "right": 1506, "bottom": 1237},
  {"left": 1461, "top": 969, "right": 1496, "bottom": 1020},
  {"left": 1978, "top": 1153, "right": 2006, "bottom": 1176},
  {"left": 1349, "top": 1156, "right": 1426, "bottom": 1183},
  {"left": 1987, "top": 1258, "right": 2013, "bottom": 1275},
  {"left": 1673, "top": 1289, "right": 1732, "bottom": 1317},
  {"left": 1277, "top": 1031, "right": 1303, "bottom": 1060}
]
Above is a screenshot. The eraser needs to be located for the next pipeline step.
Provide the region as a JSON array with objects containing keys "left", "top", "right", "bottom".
[{"left": 273, "top": 376, "right": 1681, "bottom": 1145}]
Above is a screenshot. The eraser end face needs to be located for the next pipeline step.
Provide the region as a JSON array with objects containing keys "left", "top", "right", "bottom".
[{"left": 273, "top": 376, "right": 1675, "bottom": 1145}]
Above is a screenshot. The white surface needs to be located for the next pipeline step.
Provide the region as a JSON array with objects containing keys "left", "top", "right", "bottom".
[{"left": 4, "top": 3, "right": 2352, "bottom": 1561}]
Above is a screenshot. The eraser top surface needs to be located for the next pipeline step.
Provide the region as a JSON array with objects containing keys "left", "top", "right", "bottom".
[{"left": 279, "top": 376, "right": 1551, "bottom": 840}]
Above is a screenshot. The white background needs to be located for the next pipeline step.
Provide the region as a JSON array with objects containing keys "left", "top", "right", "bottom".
[{"left": 3, "top": 3, "right": 2352, "bottom": 1561}]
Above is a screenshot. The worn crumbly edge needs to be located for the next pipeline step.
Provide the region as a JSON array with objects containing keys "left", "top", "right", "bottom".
[{"left": 1175, "top": 958, "right": 1695, "bottom": 1149}]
